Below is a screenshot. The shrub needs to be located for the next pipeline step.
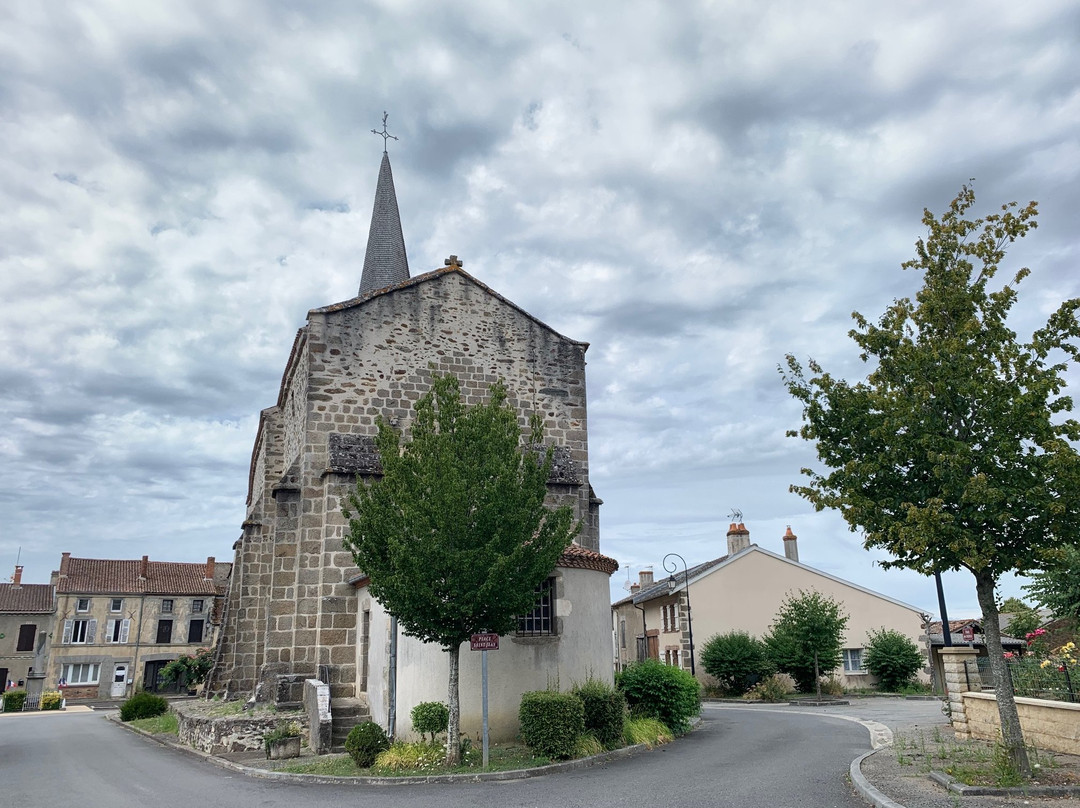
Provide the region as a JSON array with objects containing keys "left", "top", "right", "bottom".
[
  {"left": 623, "top": 716, "right": 673, "bottom": 748},
  {"left": 344, "top": 721, "right": 390, "bottom": 767},
  {"left": 119, "top": 691, "right": 168, "bottom": 721},
  {"left": 864, "top": 628, "right": 923, "bottom": 692},
  {"left": 820, "top": 675, "right": 845, "bottom": 696},
  {"left": 573, "top": 733, "right": 604, "bottom": 757},
  {"left": 160, "top": 648, "right": 214, "bottom": 687},
  {"left": 374, "top": 741, "right": 443, "bottom": 771},
  {"left": 519, "top": 690, "right": 585, "bottom": 760},
  {"left": 570, "top": 678, "right": 626, "bottom": 748},
  {"left": 700, "top": 631, "right": 772, "bottom": 695},
  {"left": 40, "top": 691, "right": 63, "bottom": 710},
  {"left": 2, "top": 690, "right": 27, "bottom": 712},
  {"left": 263, "top": 720, "right": 302, "bottom": 755},
  {"left": 744, "top": 673, "right": 794, "bottom": 703},
  {"left": 410, "top": 701, "right": 449, "bottom": 743},
  {"left": 617, "top": 659, "right": 701, "bottom": 734}
]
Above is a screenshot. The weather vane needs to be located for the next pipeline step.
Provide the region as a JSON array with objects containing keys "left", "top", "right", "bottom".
[{"left": 371, "top": 111, "right": 398, "bottom": 153}]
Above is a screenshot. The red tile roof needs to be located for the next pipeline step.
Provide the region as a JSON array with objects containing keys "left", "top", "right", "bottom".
[
  {"left": 557, "top": 544, "right": 619, "bottom": 576},
  {"left": 0, "top": 583, "right": 54, "bottom": 613},
  {"left": 57, "top": 557, "right": 228, "bottom": 596}
]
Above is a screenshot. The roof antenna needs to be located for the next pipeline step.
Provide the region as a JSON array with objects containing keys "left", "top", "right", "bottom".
[
  {"left": 727, "top": 509, "right": 743, "bottom": 522},
  {"left": 371, "top": 111, "right": 398, "bottom": 154}
]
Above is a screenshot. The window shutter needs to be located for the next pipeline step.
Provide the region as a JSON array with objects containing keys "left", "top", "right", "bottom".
[
  {"left": 86, "top": 619, "right": 97, "bottom": 644},
  {"left": 105, "top": 619, "right": 114, "bottom": 644},
  {"left": 62, "top": 618, "right": 73, "bottom": 645},
  {"left": 120, "top": 619, "right": 130, "bottom": 644}
]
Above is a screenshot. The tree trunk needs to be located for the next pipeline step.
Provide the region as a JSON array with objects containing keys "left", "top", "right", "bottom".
[
  {"left": 445, "top": 643, "right": 462, "bottom": 766},
  {"left": 974, "top": 572, "right": 1031, "bottom": 777}
]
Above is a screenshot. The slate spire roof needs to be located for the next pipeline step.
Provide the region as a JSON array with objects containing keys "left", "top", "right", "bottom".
[{"left": 358, "top": 151, "right": 410, "bottom": 296}]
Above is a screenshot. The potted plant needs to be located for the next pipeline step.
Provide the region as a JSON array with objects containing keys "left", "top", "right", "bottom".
[{"left": 264, "top": 721, "right": 303, "bottom": 760}]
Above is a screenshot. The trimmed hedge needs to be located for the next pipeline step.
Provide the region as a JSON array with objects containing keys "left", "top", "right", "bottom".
[
  {"left": 571, "top": 679, "right": 626, "bottom": 748},
  {"left": 2, "top": 690, "right": 26, "bottom": 712},
  {"left": 40, "top": 691, "right": 63, "bottom": 710},
  {"left": 344, "top": 721, "right": 390, "bottom": 767},
  {"left": 617, "top": 659, "right": 701, "bottom": 734},
  {"left": 119, "top": 691, "right": 169, "bottom": 721},
  {"left": 519, "top": 691, "right": 585, "bottom": 759}
]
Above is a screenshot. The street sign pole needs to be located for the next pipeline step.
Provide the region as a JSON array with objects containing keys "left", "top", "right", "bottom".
[{"left": 481, "top": 648, "right": 489, "bottom": 767}]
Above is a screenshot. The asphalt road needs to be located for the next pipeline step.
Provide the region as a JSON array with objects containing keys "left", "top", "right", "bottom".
[{"left": 2, "top": 705, "right": 873, "bottom": 808}]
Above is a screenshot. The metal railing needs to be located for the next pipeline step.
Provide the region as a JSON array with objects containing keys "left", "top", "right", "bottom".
[{"left": 973, "top": 656, "right": 1076, "bottom": 703}]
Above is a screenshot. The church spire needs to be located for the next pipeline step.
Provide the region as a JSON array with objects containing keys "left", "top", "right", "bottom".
[{"left": 359, "top": 113, "right": 410, "bottom": 296}]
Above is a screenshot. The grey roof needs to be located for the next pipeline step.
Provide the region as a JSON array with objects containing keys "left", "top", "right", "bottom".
[{"left": 358, "top": 151, "right": 410, "bottom": 296}]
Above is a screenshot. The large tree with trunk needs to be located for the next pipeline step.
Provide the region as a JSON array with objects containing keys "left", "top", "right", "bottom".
[
  {"left": 781, "top": 185, "right": 1080, "bottom": 775},
  {"left": 343, "top": 373, "right": 577, "bottom": 765}
]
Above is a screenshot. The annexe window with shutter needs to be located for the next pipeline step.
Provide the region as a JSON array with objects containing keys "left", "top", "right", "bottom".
[
  {"left": 517, "top": 577, "right": 556, "bottom": 636},
  {"left": 63, "top": 617, "right": 97, "bottom": 645},
  {"left": 105, "top": 618, "right": 131, "bottom": 644},
  {"left": 156, "top": 619, "right": 173, "bottom": 644},
  {"left": 17, "top": 624, "right": 37, "bottom": 652},
  {"left": 188, "top": 619, "right": 204, "bottom": 643}
]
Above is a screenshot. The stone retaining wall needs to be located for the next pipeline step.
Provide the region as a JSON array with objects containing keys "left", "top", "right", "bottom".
[
  {"left": 173, "top": 701, "right": 307, "bottom": 754},
  {"left": 962, "top": 692, "right": 1080, "bottom": 755}
]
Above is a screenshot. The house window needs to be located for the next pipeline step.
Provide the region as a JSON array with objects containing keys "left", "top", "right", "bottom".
[
  {"left": 63, "top": 663, "right": 100, "bottom": 685},
  {"left": 17, "top": 624, "right": 37, "bottom": 652},
  {"left": 620, "top": 619, "right": 627, "bottom": 648},
  {"left": 843, "top": 648, "right": 864, "bottom": 673},
  {"left": 76, "top": 598, "right": 90, "bottom": 613},
  {"left": 191, "top": 599, "right": 204, "bottom": 614},
  {"left": 105, "top": 618, "right": 130, "bottom": 644},
  {"left": 156, "top": 620, "right": 173, "bottom": 644},
  {"left": 188, "top": 619, "right": 204, "bottom": 644},
  {"left": 65, "top": 618, "right": 96, "bottom": 645},
  {"left": 664, "top": 647, "right": 681, "bottom": 667},
  {"left": 110, "top": 598, "right": 123, "bottom": 613},
  {"left": 517, "top": 577, "right": 555, "bottom": 636},
  {"left": 161, "top": 599, "right": 174, "bottom": 614},
  {"left": 662, "top": 603, "right": 679, "bottom": 632}
]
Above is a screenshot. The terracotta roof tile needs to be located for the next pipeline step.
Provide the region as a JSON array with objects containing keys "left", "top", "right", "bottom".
[
  {"left": 557, "top": 544, "right": 619, "bottom": 576},
  {"left": 57, "top": 557, "right": 231, "bottom": 596},
  {"left": 0, "top": 583, "right": 54, "bottom": 613}
]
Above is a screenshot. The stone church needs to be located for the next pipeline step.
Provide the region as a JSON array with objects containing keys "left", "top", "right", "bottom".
[{"left": 212, "top": 142, "right": 618, "bottom": 742}]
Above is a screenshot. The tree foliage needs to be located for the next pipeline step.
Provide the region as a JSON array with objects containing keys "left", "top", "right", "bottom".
[
  {"left": 781, "top": 185, "right": 1080, "bottom": 774},
  {"left": 1025, "top": 545, "right": 1080, "bottom": 620},
  {"left": 863, "top": 628, "right": 923, "bottom": 692},
  {"left": 700, "top": 631, "right": 772, "bottom": 695},
  {"left": 343, "top": 373, "right": 578, "bottom": 764},
  {"left": 998, "top": 597, "right": 1042, "bottom": 640},
  {"left": 764, "top": 590, "right": 848, "bottom": 692}
]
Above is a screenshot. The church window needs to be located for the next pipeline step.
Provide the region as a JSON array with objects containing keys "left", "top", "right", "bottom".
[{"left": 517, "top": 577, "right": 556, "bottom": 636}]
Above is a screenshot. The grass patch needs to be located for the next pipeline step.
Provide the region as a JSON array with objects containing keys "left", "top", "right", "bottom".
[
  {"left": 891, "top": 729, "right": 1063, "bottom": 788},
  {"left": 128, "top": 712, "right": 178, "bottom": 735},
  {"left": 277, "top": 743, "right": 551, "bottom": 776}
]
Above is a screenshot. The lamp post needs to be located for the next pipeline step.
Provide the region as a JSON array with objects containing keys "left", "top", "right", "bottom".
[{"left": 663, "top": 552, "right": 695, "bottom": 676}]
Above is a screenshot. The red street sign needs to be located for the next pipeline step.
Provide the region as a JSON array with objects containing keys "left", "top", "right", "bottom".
[
  {"left": 962, "top": 626, "right": 974, "bottom": 642},
  {"left": 471, "top": 633, "right": 499, "bottom": 651}
]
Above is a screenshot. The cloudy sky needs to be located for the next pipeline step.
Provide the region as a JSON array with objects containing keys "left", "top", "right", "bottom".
[{"left": 3, "top": 1, "right": 1078, "bottom": 621}]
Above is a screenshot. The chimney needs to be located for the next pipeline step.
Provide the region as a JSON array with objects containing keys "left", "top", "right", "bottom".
[
  {"left": 140, "top": 555, "right": 149, "bottom": 580},
  {"left": 59, "top": 552, "right": 71, "bottom": 578},
  {"left": 205, "top": 556, "right": 215, "bottom": 580},
  {"left": 783, "top": 526, "right": 800, "bottom": 562},
  {"left": 630, "top": 582, "right": 640, "bottom": 595},
  {"left": 638, "top": 568, "right": 654, "bottom": 588},
  {"left": 12, "top": 565, "right": 23, "bottom": 586},
  {"left": 727, "top": 522, "right": 750, "bottom": 555}
]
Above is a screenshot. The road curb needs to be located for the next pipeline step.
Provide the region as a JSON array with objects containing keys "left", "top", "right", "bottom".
[{"left": 850, "top": 749, "right": 907, "bottom": 808}]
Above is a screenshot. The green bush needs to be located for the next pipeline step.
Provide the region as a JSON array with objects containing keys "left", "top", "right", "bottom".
[
  {"left": 744, "top": 673, "right": 792, "bottom": 702},
  {"left": 120, "top": 691, "right": 169, "bottom": 721},
  {"left": 2, "top": 690, "right": 27, "bottom": 712},
  {"left": 571, "top": 678, "right": 626, "bottom": 748},
  {"left": 344, "top": 721, "right": 390, "bottom": 767},
  {"left": 519, "top": 690, "right": 585, "bottom": 759},
  {"left": 410, "top": 701, "right": 449, "bottom": 743},
  {"left": 40, "top": 691, "right": 63, "bottom": 710},
  {"left": 864, "top": 628, "right": 923, "bottom": 692},
  {"left": 617, "top": 659, "right": 701, "bottom": 734},
  {"left": 700, "top": 631, "right": 772, "bottom": 695},
  {"left": 624, "top": 716, "right": 673, "bottom": 748}
]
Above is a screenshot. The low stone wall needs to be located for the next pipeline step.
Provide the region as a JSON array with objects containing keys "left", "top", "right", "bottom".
[
  {"left": 173, "top": 701, "right": 307, "bottom": 754},
  {"left": 962, "top": 692, "right": 1080, "bottom": 755}
]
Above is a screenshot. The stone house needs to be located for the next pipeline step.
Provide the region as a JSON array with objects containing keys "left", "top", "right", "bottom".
[
  {"left": 613, "top": 523, "right": 930, "bottom": 689},
  {"left": 48, "top": 553, "right": 231, "bottom": 700},
  {"left": 0, "top": 565, "right": 54, "bottom": 694},
  {"left": 211, "top": 146, "right": 618, "bottom": 742}
]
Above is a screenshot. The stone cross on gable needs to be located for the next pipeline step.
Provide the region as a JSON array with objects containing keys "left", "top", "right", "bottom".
[{"left": 444, "top": 255, "right": 463, "bottom": 268}]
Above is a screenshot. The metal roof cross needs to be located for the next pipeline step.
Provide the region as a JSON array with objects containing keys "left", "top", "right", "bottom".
[{"left": 371, "top": 111, "right": 398, "bottom": 153}]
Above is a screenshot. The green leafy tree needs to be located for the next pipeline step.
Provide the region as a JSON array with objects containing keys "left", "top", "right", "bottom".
[
  {"left": 1025, "top": 545, "right": 1080, "bottom": 620},
  {"left": 764, "top": 590, "right": 848, "bottom": 693},
  {"left": 863, "top": 628, "right": 923, "bottom": 691},
  {"left": 781, "top": 185, "right": 1080, "bottom": 775},
  {"left": 998, "top": 597, "right": 1042, "bottom": 640},
  {"left": 343, "top": 373, "right": 578, "bottom": 765},
  {"left": 700, "top": 631, "right": 772, "bottom": 695}
]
